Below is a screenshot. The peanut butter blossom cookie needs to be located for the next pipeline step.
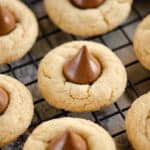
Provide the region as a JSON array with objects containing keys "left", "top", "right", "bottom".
[
  {"left": 23, "top": 117, "right": 117, "bottom": 150},
  {"left": 125, "top": 92, "right": 150, "bottom": 150},
  {"left": 0, "top": 75, "right": 34, "bottom": 147},
  {"left": 44, "top": 0, "right": 133, "bottom": 36},
  {"left": 38, "top": 41, "right": 127, "bottom": 112},
  {"left": 134, "top": 15, "right": 150, "bottom": 70},
  {"left": 0, "top": 0, "right": 38, "bottom": 64}
]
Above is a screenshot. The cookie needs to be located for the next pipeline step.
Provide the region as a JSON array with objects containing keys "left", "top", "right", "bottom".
[
  {"left": 44, "top": 0, "right": 133, "bottom": 37},
  {"left": 134, "top": 15, "right": 150, "bottom": 70},
  {"left": 23, "top": 117, "right": 116, "bottom": 150},
  {"left": 0, "top": 75, "right": 34, "bottom": 147},
  {"left": 0, "top": 0, "right": 38, "bottom": 64},
  {"left": 125, "top": 92, "right": 150, "bottom": 150},
  {"left": 38, "top": 41, "right": 127, "bottom": 112}
]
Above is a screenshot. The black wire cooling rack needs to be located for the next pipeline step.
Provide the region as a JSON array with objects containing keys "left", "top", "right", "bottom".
[{"left": 1, "top": 0, "right": 150, "bottom": 149}]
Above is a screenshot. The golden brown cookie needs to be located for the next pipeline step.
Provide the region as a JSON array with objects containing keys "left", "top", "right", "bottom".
[
  {"left": 23, "top": 117, "right": 116, "bottom": 150},
  {"left": 0, "top": 0, "right": 38, "bottom": 64},
  {"left": 44, "top": 0, "right": 133, "bottom": 36},
  {"left": 125, "top": 92, "right": 150, "bottom": 150},
  {"left": 134, "top": 15, "right": 150, "bottom": 70},
  {"left": 38, "top": 41, "right": 127, "bottom": 112},
  {"left": 0, "top": 75, "right": 34, "bottom": 147}
]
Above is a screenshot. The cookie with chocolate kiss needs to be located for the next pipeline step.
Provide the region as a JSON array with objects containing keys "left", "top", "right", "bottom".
[
  {"left": 0, "top": 74, "right": 34, "bottom": 147},
  {"left": 0, "top": 0, "right": 38, "bottom": 65},
  {"left": 38, "top": 41, "right": 127, "bottom": 112},
  {"left": 23, "top": 117, "right": 117, "bottom": 150},
  {"left": 45, "top": 0, "right": 133, "bottom": 36}
]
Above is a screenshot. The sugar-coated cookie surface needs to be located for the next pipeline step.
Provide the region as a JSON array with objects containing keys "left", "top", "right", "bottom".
[
  {"left": 0, "top": 75, "right": 34, "bottom": 147},
  {"left": 0, "top": 0, "right": 38, "bottom": 64},
  {"left": 23, "top": 117, "right": 116, "bottom": 150},
  {"left": 44, "top": 0, "right": 133, "bottom": 36},
  {"left": 38, "top": 41, "right": 127, "bottom": 112},
  {"left": 134, "top": 15, "right": 150, "bottom": 70},
  {"left": 126, "top": 92, "right": 150, "bottom": 150}
]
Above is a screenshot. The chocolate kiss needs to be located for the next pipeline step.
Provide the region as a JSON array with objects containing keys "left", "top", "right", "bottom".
[
  {"left": 63, "top": 45, "right": 102, "bottom": 84},
  {"left": 0, "top": 6, "right": 16, "bottom": 36},
  {"left": 71, "top": 0, "right": 105, "bottom": 9},
  {"left": 0, "top": 88, "right": 9, "bottom": 115},
  {"left": 47, "top": 130, "right": 88, "bottom": 150}
]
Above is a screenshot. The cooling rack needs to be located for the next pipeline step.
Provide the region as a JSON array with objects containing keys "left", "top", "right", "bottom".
[{"left": 1, "top": 0, "right": 150, "bottom": 149}]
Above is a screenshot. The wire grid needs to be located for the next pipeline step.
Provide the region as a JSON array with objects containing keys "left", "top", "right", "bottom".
[{"left": 1, "top": 0, "right": 150, "bottom": 149}]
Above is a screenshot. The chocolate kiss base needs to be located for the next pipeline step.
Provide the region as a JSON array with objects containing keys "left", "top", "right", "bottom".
[
  {"left": 47, "top": 130, "right": 88, "bottom": 150},
  {"left": 70, "top": 0, "right": 105, "bottom": 9},
  {"left": 0, "top": 6, "right": 16, "bottom": 36},
  {"left": 63, "top": 46, "right": 102, "bottom": 84},
  {"left": 0, "top": 88, "right": 9, "bottom": 115}
]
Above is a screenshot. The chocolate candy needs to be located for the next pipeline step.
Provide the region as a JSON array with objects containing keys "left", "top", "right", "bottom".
[
  {"left": 0, "top": 6, "right": 16, "bottom": 36},
  {"left": 71, "top": 0, "right": 105, "bottom": 9},
  {"left": 47, "top": 130, "right": 88, "bottom": 150},
  {"left": 63, "top": 45, "right": 102, "bottom": 84},
  {"left": 0, "top": 88, "right": 9, "bottom": 115}
]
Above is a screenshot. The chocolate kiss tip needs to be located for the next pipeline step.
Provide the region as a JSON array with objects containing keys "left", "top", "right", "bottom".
[
  {"left": 0, "top": 88, "right": 9, "bottom": 115},
  {"left": 47, "top": 130, "right": 88, "bottom": 150},
  {"left": 81, "top": 45, "right": 88, "bottom": 54},
  {"left": 63, "top": 45, "right": 102, "bottom": 84},
  {"left": 71, "top": 0, "right": 105, "bottom": 9},
  {"left": 0, "top": 6, "right": 16, "bottom": 36}
]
